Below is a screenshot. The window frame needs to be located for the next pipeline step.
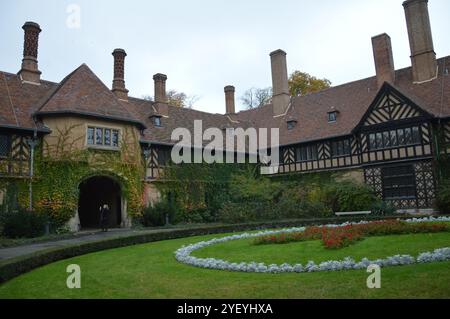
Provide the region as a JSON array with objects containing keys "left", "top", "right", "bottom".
[
  {"left": 287, "top": 120, "right": 297, "bottom": 130},
  {"left": 295, "top": 144, "right": 318, "bottom": 162},
  {"left": 331, "top": 138, "right": 351, "bottom": 158},
  {"left": 85, "top": 124, "right": 121, "bottom": 150},
  {"left": 0, "top": 134, "right": 12, "bottom": 158},
  {"left": 367, "top": 126, "right": 421, "bottom": 151},
  {"left": 381, "top": 164, "right": 416, "bottom": 200},
  {"left": 328, "top": 111, "right": 337, "bottom": 123}
]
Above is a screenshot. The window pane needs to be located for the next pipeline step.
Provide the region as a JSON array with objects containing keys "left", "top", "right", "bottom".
[
  {"left": 312, "top": 145, "right": 317, "bottom": 160},
  {"left": 95, "top": 128, "right": 103, "bottom": 145},
  {"left": 390, "top": 130, "right": 397, "bottom": 147},
  {"left": 412, "top": 126, "right": 420, "bottom": 144},
  {"left": 404, "top": 128, "right": 412, "bottom": 144},
  {"left": 376, "top": 133, "right": 383, "bottom": 149},
  {"left": 0, "top": 134, "right": 10, "bottom": 157},
  {"left": 112, "top": 130, "right": 119, "bottom": 147},
  {"left": 382, "top": 165, "right": 415, "bottom": 200},
  {"left": 383, "top": 131, "right": 390, "bottom": 148},
  {"left": 343, "top": 139, "right": 351, "bottom": 155},
  {"left": 337, "top": 141, "right": 343, "bottom": 156},
  {"left": 328, "top": 112, "right": 336, "bottom": 122},
  {"left": 369, "top": 134, "right": 376, "bottom": 150},
  {"left": 397, "top": 129, "right": 405, "bottom": 145},
  {"left": 104, "top": 129, "right": 111, "bottom": 146},
  {"left": 87, "top": 127, "right": 95, "bottom": 145}
]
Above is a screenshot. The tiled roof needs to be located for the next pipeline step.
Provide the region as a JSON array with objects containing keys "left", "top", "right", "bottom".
[
  {"left": 233, "top": 56, "right": 450, "bottom": 146},
  {"left": 0, "top": 71, "right": 56, "bottom": 131},
  {"left": 34, "top": 64, "right": 145, "bottom": 127},
  {"left": 0, "top": 56, "right": 449, "bottom": 148}
]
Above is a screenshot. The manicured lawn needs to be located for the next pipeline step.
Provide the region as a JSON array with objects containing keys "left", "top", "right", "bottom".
[
  {"left": 0, "top": 230, "right": 449, "bottom": 299},
  {"left": 193, "top": 232, "right": 450, "bottom": 264}
]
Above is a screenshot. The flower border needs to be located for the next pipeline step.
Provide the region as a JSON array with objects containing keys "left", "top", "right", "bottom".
[{"left": 174, "top": 217, "right": 450, "bottom": 274}]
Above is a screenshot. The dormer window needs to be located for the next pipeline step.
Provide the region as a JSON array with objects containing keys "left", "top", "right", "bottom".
[
  {"left": 286, "top": 117, "right": 298, "bottom": 130},
  {"left": 328, "top": 111, "right": 338, "bottom": 123},
  {"left": 151, "top": 115, "right": 162, "bottom": 127}
]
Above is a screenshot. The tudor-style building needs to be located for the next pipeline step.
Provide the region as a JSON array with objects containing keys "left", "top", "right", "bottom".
[{"left": 0, "top": 0, "right": 449, "bottom": 231}]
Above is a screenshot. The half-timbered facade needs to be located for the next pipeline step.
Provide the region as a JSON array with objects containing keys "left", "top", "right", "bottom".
[{"left": 0, "top": 0, "right": 449, "bottom": 230}]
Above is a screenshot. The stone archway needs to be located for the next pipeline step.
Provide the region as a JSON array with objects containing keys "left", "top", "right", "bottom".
[{"left": 78, "top": 175, "right": 122, "bottom": 229}]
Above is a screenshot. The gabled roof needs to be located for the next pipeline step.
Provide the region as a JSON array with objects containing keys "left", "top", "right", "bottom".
[
  {"left": 0, "top": 71, "right": 56, "bottom": 132},
  {"left": 233, "top": 55, "right": 450, "bottom": 146},
  {"left": 353, "top": 82, "right": 434, "bottom": 132},
  {"left": 0, "top": 55, "right": 448, "bottom": 148},
  {"left": 34, "top": 64, "right": 145, "bottom": 128}
]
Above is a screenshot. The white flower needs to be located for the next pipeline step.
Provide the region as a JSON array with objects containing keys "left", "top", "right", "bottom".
[{"left": 173, "top": 216, "right": 450, "bottom": 274}]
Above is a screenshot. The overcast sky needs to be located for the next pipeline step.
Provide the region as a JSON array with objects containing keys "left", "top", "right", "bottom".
[{"left": 1, "top": 0, "right": 450, "bottom": 114}]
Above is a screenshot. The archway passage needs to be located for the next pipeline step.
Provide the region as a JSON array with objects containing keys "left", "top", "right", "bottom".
[{"left": 78, "top": 176, "right": 122, "bottom": 229}]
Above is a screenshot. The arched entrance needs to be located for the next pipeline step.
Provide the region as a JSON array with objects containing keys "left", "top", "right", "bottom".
[{"left": 78, "top": 176, "right": 122, "bottom": 229}]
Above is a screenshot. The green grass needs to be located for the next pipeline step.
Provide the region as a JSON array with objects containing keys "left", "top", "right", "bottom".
[
  {"left": 0, "top": 231, "right": 449, "bottom": 299},
  {"left": 193, "top": 232, "right": 450, "bottom": 264}
]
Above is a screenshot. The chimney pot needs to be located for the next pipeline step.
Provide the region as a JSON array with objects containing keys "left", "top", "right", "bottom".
[
  {"left": 153, "top": 73, "right": 168, "bottom": 116},
  {"left": 403, "top": 0, "right": 437, "bottom": 83},
  {"left": 224, "top": 85, "right": 235, "bottom": 114},
  {"left": 270, "top": 49, "right": 290, "bottom": 116},
  {"left": 372, "top": 33, "right": 396, "bottom": 87},
  {"left": 18, "top": 21, "right": 42, "bottom": 83},
  {"left": 111, "top": 48, "right": 128, "bottom": 100}
]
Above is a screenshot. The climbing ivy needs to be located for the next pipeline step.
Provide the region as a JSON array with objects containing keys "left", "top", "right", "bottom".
[{"left": 3, "top": 124, "right": 145, "bottom": 228}]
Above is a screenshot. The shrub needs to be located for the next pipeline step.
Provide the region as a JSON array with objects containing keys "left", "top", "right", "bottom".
[
  {"left": 309, "top": 181, "right": 375, "bottom": 212},
  {"left": 1, "top": 210, "right": 48, "bottom": 239},
  {"left": 140, "top": 200, "right": 177, "bottom": 227},
  {"left": 436, "top": 179, "right": 450, "bottom": 214},
  {"left": 371, "top": 201, "right": 396, "bottom": 216},
  {"left": 218, "top": 202, "right": 257, "bottom": 224}
]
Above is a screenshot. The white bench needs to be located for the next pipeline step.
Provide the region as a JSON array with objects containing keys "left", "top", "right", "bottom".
[{"left": 335, "top": 211, "right": 372, "bottom": 216}]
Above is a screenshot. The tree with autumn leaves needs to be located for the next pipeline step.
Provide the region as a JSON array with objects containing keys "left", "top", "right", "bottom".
[{"left": 241, "top": 71, "right": 331, "bottom": 109}]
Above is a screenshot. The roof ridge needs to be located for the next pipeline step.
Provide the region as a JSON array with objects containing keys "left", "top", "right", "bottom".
[{"left": 33, "top": 64, "right": 87, "bottom": 114}]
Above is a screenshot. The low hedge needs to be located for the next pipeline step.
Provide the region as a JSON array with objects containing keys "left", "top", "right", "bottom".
[{"left": 0, "top": 214, "right": 423, "bottom": 283}]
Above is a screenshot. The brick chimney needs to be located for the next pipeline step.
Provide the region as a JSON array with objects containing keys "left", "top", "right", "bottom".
[
  {"left": 403, "top": 0, "right": 437, "bottom": 83},
  {"left": 270, "top": 49, "right": 290, "bottom": 116},
  {"left": 372, "top": 33, "right": 396, "bottom": 87},
  {"left": 224, "top": 85, "right": 235, "bottom": 114},
  {"left": 111, "top": 49, "right": 129, "bottom": 101},
  {"left": 18, "top": 22, "right": 41, "bottom": 84},
  {"left": 153, "top": 73, "right": 168, "bottom": 116}
]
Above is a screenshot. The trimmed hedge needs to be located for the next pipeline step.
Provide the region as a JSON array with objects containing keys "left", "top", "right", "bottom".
[{"left": 0, "top": 215, "right": 425, "bottom": 283}]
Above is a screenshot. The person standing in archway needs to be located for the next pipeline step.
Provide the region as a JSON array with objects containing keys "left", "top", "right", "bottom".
[{"left": 99, "top": 204, "right": 110, "bottom": 232}]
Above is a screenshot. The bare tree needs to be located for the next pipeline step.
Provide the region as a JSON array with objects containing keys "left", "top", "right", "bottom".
[{"left": 240, "top": 87, "right": 272, "bottom": 109}]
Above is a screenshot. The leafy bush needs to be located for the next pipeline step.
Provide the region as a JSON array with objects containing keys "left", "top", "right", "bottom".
[
  {"left": 1, "top": 210, "right": 48, "bottom": 239},
  {"left": 371, "top": 201, "right": 396, "bottom": 216},
  {"left": 140, "top": 200, "right": 177, "bottom": 227},
  {"left": 436, "top": 179, "right": 450, "bottom": 214},
  {"left": 309, "top": 181, "right": 375, "bottom": 212}
]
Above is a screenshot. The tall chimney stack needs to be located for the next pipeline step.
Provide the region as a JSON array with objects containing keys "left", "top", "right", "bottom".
[
  {"left": 153, "top": 73, "right": 168, "bottom": 116},
  {"left": 18, "top": 22, "right": 41, "bottom": 84},
  {"left": 270, "top": 49, "right": 290, "bottom": 116},
  {"left": 224, "top": 85, "right": 235, "bottom": 114},
  {"left": 372, "top": 33, "right": 396, "bottom": 87},
  {"left": 111, "top": 49, "right": 129, "bottom": 101},
  {"left": 403, "top": 0, "right": 437, "bottom": 83}
]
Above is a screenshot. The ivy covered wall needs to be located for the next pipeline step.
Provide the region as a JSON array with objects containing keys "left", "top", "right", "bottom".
[{"left": 1, "top": 123, "right": 145, "bottom": 228}]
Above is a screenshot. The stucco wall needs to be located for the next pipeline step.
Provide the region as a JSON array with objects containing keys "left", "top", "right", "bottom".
[{"left": 41, "top": 116, "right": 141, "bottom": 159}]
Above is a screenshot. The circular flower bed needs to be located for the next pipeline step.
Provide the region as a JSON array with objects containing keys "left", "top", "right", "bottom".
[{"left": 174, "top": 217, "right": 450, "bottom": 274}]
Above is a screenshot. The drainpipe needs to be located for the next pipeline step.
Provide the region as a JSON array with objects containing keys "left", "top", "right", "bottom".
[{"left": 27, "top": 129, "right": 38, "bottom": 211}]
